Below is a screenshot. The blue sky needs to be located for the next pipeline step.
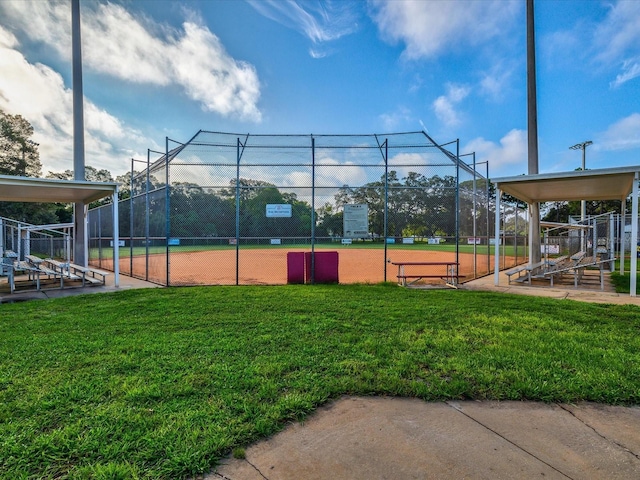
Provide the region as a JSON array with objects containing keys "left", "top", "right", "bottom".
[{"left": 0, "top": 0, "right": 639, "bottom": 180}]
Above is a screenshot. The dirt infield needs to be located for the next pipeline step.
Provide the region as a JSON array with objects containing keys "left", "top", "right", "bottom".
[{"left": 108, "top": 248, "right": 505, "bottom": 286}]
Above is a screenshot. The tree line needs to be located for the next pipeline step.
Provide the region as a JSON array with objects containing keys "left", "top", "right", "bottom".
[{"left": 113, "top": 172, "right": 489, "bottom": 240}]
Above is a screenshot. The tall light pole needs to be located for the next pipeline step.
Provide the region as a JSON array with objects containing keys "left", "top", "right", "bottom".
[
  {"left": 569, "top": 140, "right": 592, "bottom": 224},
  {"left": 72, "top": 0, "right": 87, "bottom": 266},
  {"left": 527, "top": 0, "right": 541, "bottom": 264}
]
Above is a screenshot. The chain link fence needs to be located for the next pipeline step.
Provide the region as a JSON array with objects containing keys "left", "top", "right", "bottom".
[
  {"left": 89, "top": 131, "right": 527, "bottom": 286},
  {"left": 1, "top": 216, "right": 72, "bottom": 261}
]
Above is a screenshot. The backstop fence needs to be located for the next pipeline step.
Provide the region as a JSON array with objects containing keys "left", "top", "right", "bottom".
[{"left": 88, "top": 131, "right": 528, "bottom": 286}]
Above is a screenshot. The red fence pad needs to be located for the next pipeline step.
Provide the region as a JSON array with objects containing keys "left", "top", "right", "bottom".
[
  {"left": 286, "top": 252, "right": 305, "bottom": 284},
  {"left": 305, "top": 251, "right": 339, "bottom": 284}
]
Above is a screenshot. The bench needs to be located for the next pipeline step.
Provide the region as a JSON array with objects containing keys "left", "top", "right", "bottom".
[
  {"left": 542, "top": 255, "right": 613, "bottom": 290},
  {"left": 1, "top": 257, "right": 15, "bottom": 293},
  {"left": 390, "top": 261, "right": 461, "bottom": 288},
  {"left": 505, "top": 264, "right": 529, "bottom": 284},
  {"left": 44, "top": 259, "right": 82, "bottom": 283},
  {"left": 505, "top": 260, "right": 547, "bottom": 285},
  {"left": 66, "top": 263, "right": 110, "bottom": 286},
  {"left": 13, "top": 259, "right": 62, "bottom": 290}
]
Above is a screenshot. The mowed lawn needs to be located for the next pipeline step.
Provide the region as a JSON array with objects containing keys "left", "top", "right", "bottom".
[{"left": 1, "top": 285, "right": 639, "bottom": 479}]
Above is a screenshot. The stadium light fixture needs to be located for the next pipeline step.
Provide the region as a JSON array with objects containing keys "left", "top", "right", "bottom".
[{"left": 570, "top": 140, "right": 593, "bottom": 249}]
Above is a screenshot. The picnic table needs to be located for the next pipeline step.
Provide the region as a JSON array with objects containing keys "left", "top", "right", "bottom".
[{"left": 390, "top": 261, "right": 461, "bottom": 288}]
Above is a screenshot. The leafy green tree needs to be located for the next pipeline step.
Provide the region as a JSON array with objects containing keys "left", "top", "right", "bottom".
[
  {"left": 0, "top": 110, "right": 62, "bottom": 223},
  {"left": 0, "top": 110, "right": 41, "bottom": 177}
]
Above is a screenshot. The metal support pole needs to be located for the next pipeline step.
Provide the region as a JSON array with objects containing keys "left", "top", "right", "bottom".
[
  {"left": 145, "top": 151, "right": 150, "bottom": 281},
  {"left": 311, "top": 136, "right": 316, "bottom": 284},
  {"left": 472, "top": 152, "right": 477, "bottom": 278},
  {"left": 165, "top": 137, "right": 170, "bottom": 286},
  {"left": 236, "top": 138, "right": 241, "bottom": 286},
  {"left": 113, "top": 187, "right": 120, "bottom": 287},
  {"left": 494, "top": 188, "right": 502, "bottom": 285},
  {"left": 455, "top": 139, "right": 460, "bottom": 276},
  {"left": 383, "top": 139, "right": 388, "bottom": 282},
  {"left": 609, "top": 212, "right": 615, "bottom": 272},
  {"left": 486, "top": 161, "right": 491, "bottom": 274},
  {"left": 97, "top": 208, "right": 102, "bottom": 266},
  {"left": 630, "top": 173, "right": 638, "bottom": 297},
  {"left": 620, "top": 200, "right": 626, "bottom": 275},
  {"left": 130, "top": 158, "right": 134, "bottom": 276}
]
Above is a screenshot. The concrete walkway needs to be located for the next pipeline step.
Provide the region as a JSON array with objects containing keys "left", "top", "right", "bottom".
[
  {"left": 0, "top": 272, "right": 160, "bottom": 303},
  {"left": 462, "top": 269, "right": 640, "bottom": 306},
  {"left": 210, "top": 396, "right": 640, "bottom": 480}
]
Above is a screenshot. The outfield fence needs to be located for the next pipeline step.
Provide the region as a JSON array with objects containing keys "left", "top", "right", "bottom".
[{"left": 88, "top": 131, "right": 528, "bottom": 285}]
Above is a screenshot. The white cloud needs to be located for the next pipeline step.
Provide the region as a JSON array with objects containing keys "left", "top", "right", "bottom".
[
  {"left": 0, "top": 26, "right": 153, "bottom": 176},
  {"left": 464, "top": 129, "right": 527, "bottom": 174},
  {"left": 387, "top": 152, "right": 438, "bottom": 181},
  {"left": 378, "top": 106, "right": 411, "bottom": 130},
  {"left": 594, "top": 1, "right": 640, "bottom": 64},
  {"left": 592, "top": 1, "right": 640, "bottom": 88},
  {"left": 597, "top": 113, "right": 640, "bottom": 151},
  {"left": 249, "top": 0, "right": 359, "bottom": 48},
  {"left": 478, "top": 63, "right": 514, "bottom": 102},
  {"left": 369, "top": 0, "right": 519, "bottom": 60},
  {"left": 0, "top": 1, "right": 262, "bottom": 121},
  {"left": 432, "top": 84, "right": 470, "bottom": 127},
  {"left": 610, "top": 57, "right": 640, "bottom": 89}
]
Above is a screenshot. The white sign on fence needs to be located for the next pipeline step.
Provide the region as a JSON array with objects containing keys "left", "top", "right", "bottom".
[
  {"left": 266, "top": 204, "right": 292, "bottom": 218},
  {"left": 343, "top": 204, "right": 369, "bottom": 238},
  {"left": 270, "top": 239, "right": 281, "bottom": 245},
  {"left": 541, "top": 244, "right": 560, "bottom": 254}
]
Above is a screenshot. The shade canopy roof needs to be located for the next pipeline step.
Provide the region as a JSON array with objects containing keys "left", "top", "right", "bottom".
[
  {"left": 0, "top": 175, "right": 117, "bottom": 204},
  {"left": 492, "top": 166, "right": 639, "bottom": 204}
]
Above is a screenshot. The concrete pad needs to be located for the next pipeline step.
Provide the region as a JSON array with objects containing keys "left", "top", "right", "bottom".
[
  {"left": 562, "top": 403, "right": 640, "bottom": 457},
  {"left": 0, "top": 273, "right": 160, "bottom": 303},
  {"left": 208, "top": 396, "right": 640, "bottom": 480},
  {"left": 451, "top": 401, "right": 640, "bottom": 480}
]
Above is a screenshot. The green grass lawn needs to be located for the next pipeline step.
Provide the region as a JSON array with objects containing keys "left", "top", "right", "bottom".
[
  {"left": 1, "top": 285, "right": 639, "bottom": 479},
  {"left": 610, "top": 257, "right": 640, "bottom": 293}
]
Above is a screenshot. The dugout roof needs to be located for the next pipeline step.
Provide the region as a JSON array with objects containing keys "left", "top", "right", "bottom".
[
  {"left": 0, "top": 174, "right": 117, "bottom": 204},
  {"left": 491, "top": 165, "right": 639, "bottom": 204}
]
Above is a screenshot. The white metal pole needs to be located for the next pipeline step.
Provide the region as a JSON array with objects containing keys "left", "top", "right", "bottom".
[
  {"left": 620, "top": 201, "right": 626, "bottom": 275},
  {"left": 609, "top": 213, "right": 615, "bottom": 272},
  {"left": 630, "top": 173, "right": 638, "bottom": 297},
  {"left": 113, "top": 189, "right": 120, "bottom": 287},
  {"left": 494, "top": 188, "right": 501, "bottom": 285}
]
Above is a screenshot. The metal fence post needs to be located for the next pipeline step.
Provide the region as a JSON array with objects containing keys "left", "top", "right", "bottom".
[
  {"left": 130, "top": 157, "right": 134, "bottom": 275},
  {"left": 165, "top": 137, "right": 170, "bottom": 287},
  {"left": 311, "top": 136, "right": 316, "bottom": 283}
]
